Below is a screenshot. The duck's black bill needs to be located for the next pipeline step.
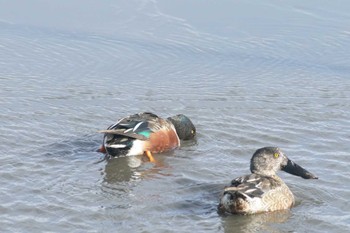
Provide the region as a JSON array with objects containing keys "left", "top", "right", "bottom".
[{"left": 282, "top": 159, "right": 318, "bottom": 179}]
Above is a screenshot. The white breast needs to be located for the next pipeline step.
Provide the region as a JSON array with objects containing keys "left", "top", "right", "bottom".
[{"left": 126, "top": 140, "right": 146, "bottom": 156}]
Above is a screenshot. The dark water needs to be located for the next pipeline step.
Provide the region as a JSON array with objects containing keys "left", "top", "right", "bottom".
[{"left": 1, "top": 0, "right": 350, "bottom": 232}]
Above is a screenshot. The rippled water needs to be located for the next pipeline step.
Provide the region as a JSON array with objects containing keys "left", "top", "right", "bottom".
[{"left": 1, "top": 0, "right": 350, "bottom": 232}]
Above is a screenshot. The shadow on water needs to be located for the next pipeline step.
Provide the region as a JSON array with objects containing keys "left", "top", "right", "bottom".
[
  {"left": 39, "top": 133, "right": 103, "bottom": 160},
  {"left": 166, "top": 182, "right": 223, "bottom": 216},
  {"left": 220, "top": 210, "right": 291, "bottom": 233}
]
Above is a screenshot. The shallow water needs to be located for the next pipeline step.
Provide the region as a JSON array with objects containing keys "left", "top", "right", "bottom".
[{"left": 1, "top": 0, "right": 350, "bottom": 232}]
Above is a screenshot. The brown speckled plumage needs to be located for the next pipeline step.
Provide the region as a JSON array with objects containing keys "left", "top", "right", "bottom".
[{"left": 218, "top": 147, "right": 317, "bottom": 215}]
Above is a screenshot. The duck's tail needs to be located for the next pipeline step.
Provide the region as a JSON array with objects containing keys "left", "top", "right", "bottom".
[{"left": 218, "top": 188, "right": 251, "bottom": 215}]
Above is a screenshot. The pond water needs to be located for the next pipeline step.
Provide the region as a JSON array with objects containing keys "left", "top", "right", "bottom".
[{"left": 1, "top": 0, "right": 350, "bottom": 232}]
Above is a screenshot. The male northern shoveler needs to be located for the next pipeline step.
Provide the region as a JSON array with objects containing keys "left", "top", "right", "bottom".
[
  {"left": 98, "top": 112, "right": 196, "bottom": 162},
  {"left": 218, "top": 147, "right": 318, "bottom": 215}
]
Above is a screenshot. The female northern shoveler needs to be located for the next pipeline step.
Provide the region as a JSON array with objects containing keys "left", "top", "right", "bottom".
[
  {"left": 218, "top": 147, "right": 318, "bottom": 215},
  {"left": 98, "top": 112, "right": 196, "bottom": 162}
]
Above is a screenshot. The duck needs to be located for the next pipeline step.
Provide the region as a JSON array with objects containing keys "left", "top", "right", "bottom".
[
  {"left": 218, "top": 147, "right": 318, "bottom": 215},
  {"left": 98, "top": 112, "right": 196, "bottom": 162}
]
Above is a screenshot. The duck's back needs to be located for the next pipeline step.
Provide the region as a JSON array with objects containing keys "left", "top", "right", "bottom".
[
  {"left": 103, "top": 112, "right": 180, "bottom": 156},
  {"left": 109, "top": 112, "right": 159, "bottom": 131},
  {"left": 218, "top": 174, "right": 294, "bottom": 214}
]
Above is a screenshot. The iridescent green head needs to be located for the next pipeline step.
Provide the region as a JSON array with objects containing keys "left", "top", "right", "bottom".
[{"left": 168, "top": 114, "right": 196, "bottom": 140}]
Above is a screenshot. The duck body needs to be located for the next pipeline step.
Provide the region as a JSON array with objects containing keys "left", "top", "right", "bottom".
[
  {"left": 99, "top": 112, "right": 196, "bottom": 159},
  {"left": 218, "top": 147, "right": 317, "bottom": 215},
  {"left": 218, "top": 173, "right": 294, "bottom": 214}
]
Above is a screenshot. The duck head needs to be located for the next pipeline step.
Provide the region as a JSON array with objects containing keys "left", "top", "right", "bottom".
[
  {"left": 250, "top": 147, "right": 318, "bottom": 179},
  {"left": 167, "top": 114, "right": 196, "bottom": 140}
]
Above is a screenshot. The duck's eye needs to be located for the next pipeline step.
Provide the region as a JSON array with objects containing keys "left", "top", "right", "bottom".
[
  {"left": 274, "top": 153, "right": 279, "bottom": 158},
  {"left": 191, "top": 130, "right": 195, "bottom": 135}
]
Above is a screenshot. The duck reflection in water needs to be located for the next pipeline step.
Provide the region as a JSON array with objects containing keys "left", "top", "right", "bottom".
[
  {"left": 221, "top": 209, "right": 291, "bottom": 233},
  {"left": 102, "top": 154, "right": 170, "bottom": 184}
]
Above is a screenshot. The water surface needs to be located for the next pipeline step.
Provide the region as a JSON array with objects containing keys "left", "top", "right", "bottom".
[{"left": 1, "top": 0, "right": 350, "bottom": 232}]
